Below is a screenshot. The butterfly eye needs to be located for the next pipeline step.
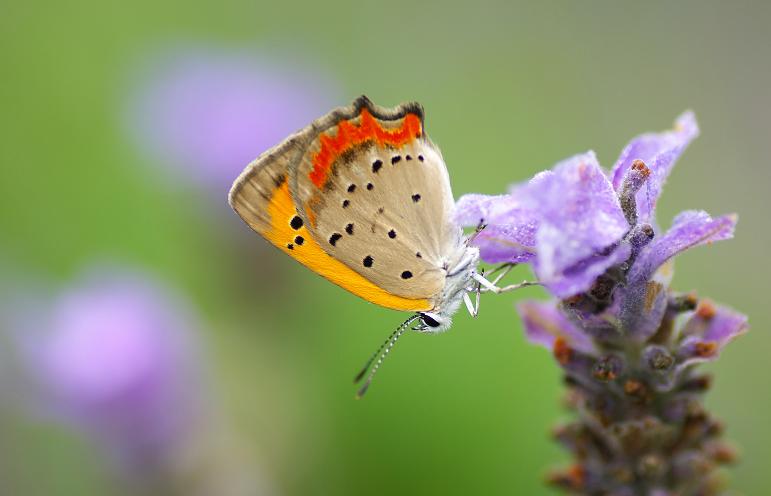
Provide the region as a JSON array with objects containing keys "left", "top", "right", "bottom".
[{"left": 420, "top": 314, "right": 441, "bottom": 328}]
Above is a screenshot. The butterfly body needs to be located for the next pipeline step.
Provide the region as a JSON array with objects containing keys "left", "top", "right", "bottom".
[{"left": 229, "top": 96, "right": 480, "bottom": 332}]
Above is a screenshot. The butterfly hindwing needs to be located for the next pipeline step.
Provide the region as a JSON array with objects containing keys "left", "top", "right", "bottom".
[{"left": 289, "top": 97, "right": 464, "bottom": 303}]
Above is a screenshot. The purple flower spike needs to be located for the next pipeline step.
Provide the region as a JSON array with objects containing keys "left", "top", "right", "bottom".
[
  {"left": 125, "top": 46, "right": 339, "bottom": 195},
  {"left": 610, "top": 111, "right": 699, "bottom": 223},
  {"left": 460, "top": 110, "right": 746, "bottom": 495}
]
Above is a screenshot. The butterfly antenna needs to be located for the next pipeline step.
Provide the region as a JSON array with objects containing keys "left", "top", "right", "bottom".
[
  {"left": 467, "top": 221, "right": 488, "bottom": 244},
  {"left": 354, "top": 314, "right": 420, "bottom": 398}
]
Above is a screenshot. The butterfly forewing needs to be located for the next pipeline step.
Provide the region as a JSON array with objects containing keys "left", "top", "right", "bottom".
[{"left": 289, "top": 98, "right": 462, "bottom": 302}]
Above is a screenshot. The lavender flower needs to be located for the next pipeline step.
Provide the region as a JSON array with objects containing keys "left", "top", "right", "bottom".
[
  {"left": 124, "top": 46, "right": 339, "bottom": 195},
  {"left": 10, "top": 268, "right": 205, "bottom": 482},
  {"left": 456, "top": 113, "right": 747, "bottom": 495}
]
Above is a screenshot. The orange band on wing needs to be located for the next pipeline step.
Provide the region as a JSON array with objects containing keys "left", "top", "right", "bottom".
[
  {"left": 309, "top": 109, "right": 422, "bottom": 188},
  {"left": 265, "top": 179, "right": 432, "bottom": 312}
]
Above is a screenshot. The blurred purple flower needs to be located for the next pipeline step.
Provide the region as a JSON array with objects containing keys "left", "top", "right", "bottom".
[
  {"left": 125, "top": 46, "right": 340, "bottom": 194},
  {"left": 456, "top": 112, "right": 746, "bottom": 494},
  {"left": 12, "top": 267, "right": 204, "bottom": 472}
]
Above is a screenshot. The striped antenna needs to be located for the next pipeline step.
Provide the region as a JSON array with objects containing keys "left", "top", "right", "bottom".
[{"left": 354, "top": 314, "right": 420, "bottom": 398}]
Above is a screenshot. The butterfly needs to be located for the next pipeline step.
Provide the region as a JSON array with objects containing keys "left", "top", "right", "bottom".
[{"left": 229, "top": 96, "right": 528, "bottom": 395}]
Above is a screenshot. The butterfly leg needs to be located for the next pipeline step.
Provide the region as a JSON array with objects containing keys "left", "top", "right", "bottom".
[
  {"left": 465, "top": 263, "right": 514, "bottom": 294},
  {"left": 466, "top": 221, "right": 488, "bottom": 244},
  {"left": 471, "top": 271, "right": 540, "bottom": 294},
  {"left": 474, "top": 281, "right": 481, "bottom": 312},
  {"left": 487, "top": 263, "right": 516, "bottom": 287},
  {"left": 463, "top": 292, "right": 478, "bottom": 317}
]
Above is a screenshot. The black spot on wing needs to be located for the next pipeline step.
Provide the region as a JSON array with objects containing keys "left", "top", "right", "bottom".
[
  {"left": 329, "top": 233, "right": 342, "bottom": 246},
  {"left": 363, "top": 255, "right": 373, "bottom": 267},
  {"left": 411, "top": 194, "right": 421, "bottom": 202},
  {"left": 345, "top": 223, "right": 354, "bottom": 235},
  {"left": 290, "top": 216, "right": 303, "bottom": 229},
  {"left": 372, "top": 160, "right": 383, "bottom": 173},
  {"left": 391, "top": 155, "right": 401, "bottom": 165},
  {"left": 401, "top": 271, "right": 413, "bottom": 279}
]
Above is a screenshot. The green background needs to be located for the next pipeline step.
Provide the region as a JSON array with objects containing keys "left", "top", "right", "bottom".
[{"left": 1, "top": 1, "right": 769, "bottom": 494}]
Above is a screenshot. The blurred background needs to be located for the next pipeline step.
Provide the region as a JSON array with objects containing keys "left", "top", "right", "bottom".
[{"left": 1, "top": 1, "right": 769, "bottom": 494}]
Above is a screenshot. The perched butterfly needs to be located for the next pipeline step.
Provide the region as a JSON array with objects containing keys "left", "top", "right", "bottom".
[{"left": 229, "top": 96, "right": 528, "bottom": 395}]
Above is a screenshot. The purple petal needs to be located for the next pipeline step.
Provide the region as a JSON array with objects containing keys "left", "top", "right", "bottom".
[
  {"left": 680, "top": 301, "right": 748, "bottom": 349},
  {"left": 521, "top": 152, "right": 628, "bottom": 296},
  {"left": 545, "top": 242, "right": 631, "bottom": 299},
  {"left": 610, "top": 112, "right": 699, "bottom": 222},
  {"left": 517, "top": 300, "right": 595, "bottom": 354},
  {"left": 628, "top": 211, "right": 737, "bottom": 287},
  {"left": 453, "top": 193, "right": 537, "bottom": 264},
  {"left": 473, "top": 226, "right": 537, "bottom": 264}
]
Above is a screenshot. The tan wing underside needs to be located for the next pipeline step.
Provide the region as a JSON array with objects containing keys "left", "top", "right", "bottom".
[{"left": 290, "top": 105, "right": 460, "bottom": 300}]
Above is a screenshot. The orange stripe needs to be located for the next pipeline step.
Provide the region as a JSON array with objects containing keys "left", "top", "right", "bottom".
[
  {"left": 264, "top": 180, "right": 432, "bottom": 312},
  {"left": 309, "top": 109, "right": 422, "bottom": 188}
]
